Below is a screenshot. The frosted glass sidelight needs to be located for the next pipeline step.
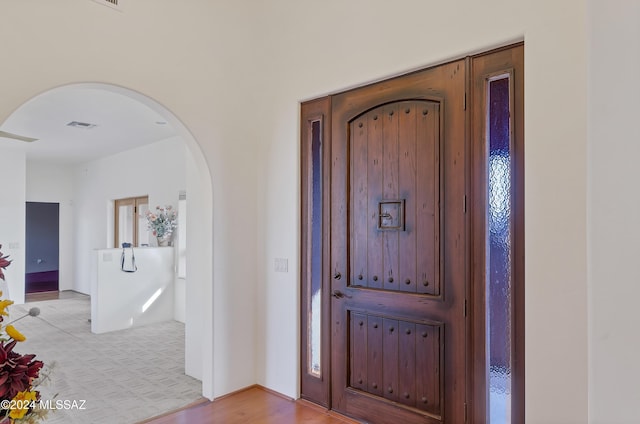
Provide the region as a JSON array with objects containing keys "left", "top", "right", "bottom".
[
  {"left": 308, "top": 119, "right": 323, "bottom": 377},
  {"left": 487, "top": 75, "right": 512, "bottom": 424}
]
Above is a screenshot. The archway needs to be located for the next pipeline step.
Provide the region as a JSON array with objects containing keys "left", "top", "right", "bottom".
[{"left": 0, "top": 82, "right": 215, "bottom": 400}]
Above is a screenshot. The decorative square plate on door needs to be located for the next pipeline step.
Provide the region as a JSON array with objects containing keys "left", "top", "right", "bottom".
[{"left": 377, "top": 200, "right": 405, "bottom": 231}]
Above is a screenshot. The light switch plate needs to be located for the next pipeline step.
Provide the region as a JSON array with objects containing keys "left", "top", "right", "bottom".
[{"left": 274, "top": 258, "right": 288, "bottom": 273}]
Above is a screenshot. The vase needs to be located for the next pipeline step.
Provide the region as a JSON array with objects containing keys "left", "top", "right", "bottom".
[{"left": 157, "top": 236, "right": 171, "bottom": 247}]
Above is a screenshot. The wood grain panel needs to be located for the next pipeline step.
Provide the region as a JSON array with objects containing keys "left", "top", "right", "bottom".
[
  {"left": 382, "top": 318, "right": 399, "bottom": 403},
  {"left": 367, "top": 110, "right": 384, "bottom": 289},
  {"left": 347, "top": 313, "right": 443, "bottom": 416},
  {"left": 398, "top": 320, "right": 417, "bottom": 406},
  {"left": 416, "top": 323, "right": 441, "bottom": 415},
  {"left": 351, "top": 118, "right": 368, "bottom": 287},
  {"left": 351, "top": 100, "right": 441, "bottom": 297},
  {"left": 416, "top": 102, "right": 440, "bottom": 295},
  {"left": 350, "top": 312, "right": 367, "bottom": 391},
  {"left": 382, "top": 104, "right": 399, "bottom": 290},
  {"left": 398, "top": 102, "right": 418, "bottom": 293},
  {"left": 367, "top": 315, "right": 384, "bottom": 397}
]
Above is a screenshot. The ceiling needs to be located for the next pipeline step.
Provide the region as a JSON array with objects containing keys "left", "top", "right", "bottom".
[{"left": 0, "top": 86, "right": 178, "bottom": 165}]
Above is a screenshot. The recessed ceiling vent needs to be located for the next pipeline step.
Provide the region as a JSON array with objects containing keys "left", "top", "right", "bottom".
[
  {"left": 91, "top": 0, "right": 123, "bottom": 11},
  {"left": 67, "top": 121, "right": 97, "bottom": 130}
]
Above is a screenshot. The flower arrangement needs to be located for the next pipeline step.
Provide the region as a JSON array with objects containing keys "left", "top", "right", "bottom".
[
  {"left": 0, "top": 248, "right": 10, "bottom": 282},
  {"left": 145, "top": 205, "right": 177, "bottom": 239},
  {"left": 0, "top": 245, "right": 49, "bottom": 424}
]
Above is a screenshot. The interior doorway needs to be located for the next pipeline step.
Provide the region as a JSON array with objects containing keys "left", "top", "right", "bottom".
[{"left": 25, "top": 201, "right": 59, "bottom": 294}]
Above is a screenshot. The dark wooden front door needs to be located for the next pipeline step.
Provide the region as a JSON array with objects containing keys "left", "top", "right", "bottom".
[{"left": 330, "top": 60, "right": 467, "bottom": 423}]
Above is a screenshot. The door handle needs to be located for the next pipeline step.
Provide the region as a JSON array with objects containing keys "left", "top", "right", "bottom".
[{"left": 332, "top": 290, "right": 352, "bottom": 299}]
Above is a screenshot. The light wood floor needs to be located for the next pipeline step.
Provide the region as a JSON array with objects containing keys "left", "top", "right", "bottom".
[{"left": 139, "top": 386, "right": 361, "bottom": 424}]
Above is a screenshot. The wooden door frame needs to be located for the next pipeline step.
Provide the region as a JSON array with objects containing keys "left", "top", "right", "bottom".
[
  {"left": 114, "top": 195, "right": 148, "bottom": 247},
  {"left": 300, "top": 42, "right": 525, "bottom": 423},
  {"left": 468, "top": 43, "right": 525, "bottom": 423},
  {"left": 300, "top": 97, "right": 332, "bottom": 407}
]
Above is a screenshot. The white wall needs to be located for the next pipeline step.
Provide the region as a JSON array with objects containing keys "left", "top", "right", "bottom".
[
  {"left": 0, "top": 149, "right": 26, "bottom": 304},
  {"left": 588, "top": 1, "right": 640, "bottom": 423},
  {"left": 523, "top": 4, "right": 588, "bottom": 423},
  {"left": 252, "top": 3, "right": 588, "bottom": 423},
  {"left": 0, "top": 0, "right": 601, "bottom": 421},
  {"left": 26, "top": 162, "right": 75, "bottom": 291},
  {"left": 184, "top": 145, "right": 213, "bottom": 388},
  {"left": 73, "top": 136, "right": 186, "bottom": 295},
  {"left": 0, "top": 0, "right": 255, "bottom": 400}
]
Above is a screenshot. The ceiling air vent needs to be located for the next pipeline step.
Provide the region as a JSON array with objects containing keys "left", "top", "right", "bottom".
[
  {"left": 67, "top": 121, "right": 97, "bottom": 130},
  {"left": 91, "top": 0, "right": 123, "bottom": 11}
]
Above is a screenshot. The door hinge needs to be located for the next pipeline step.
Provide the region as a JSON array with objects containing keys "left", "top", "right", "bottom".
[
  {"left": 463, "top": 92, "right": 467, "bottom": 110},
  {"left": 464, "top": 299, "right": 468, "bottom": 317},
  {"left": 463, "top": 195, "right": 467, "bottom": 213}
]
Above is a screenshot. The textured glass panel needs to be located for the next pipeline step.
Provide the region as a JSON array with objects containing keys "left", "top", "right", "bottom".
[
  {"left": 308, "top": 119, "right": 323, "bottom": 377},
  {"left": 487, "top": 76, "right": 512, "bottom": 424}
]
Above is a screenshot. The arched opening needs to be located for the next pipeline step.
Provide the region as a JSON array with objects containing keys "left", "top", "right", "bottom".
[{"left": 0, "top": 82, "right": 215, "bottom": 412}]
